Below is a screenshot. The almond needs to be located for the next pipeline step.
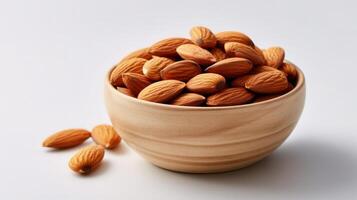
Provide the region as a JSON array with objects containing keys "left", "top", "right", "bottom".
[
  {"left": 170, "top": 93, "right": 206, "bottom": 106},
  {"left": 263, "top": 47, "right": 285, "bottom": 68},
  {"left": 231, "top": 74, "right": 254, "bottom": 87},
  {"left": 68, "top": 145, "right": 105, "bottom": 174},
  {"left": 189, "top": 26, "right": 217, "bottom": 48},
  {"left": 210, "top": 47, "right": 226, "bottom": 61},
  {"left": 149, "top": 38, "right": 193, "bottom": 57},
  {"left": 224, "top": 42, "right": 266, "bottom": 65},
  {"left": 251, "top": 65, "right": 286, "bottom": 75},
  {"left": 91, "top": 125, "right": 121, "bottom": 149},
  {"left": 245, "top": 71, "right": 288, "bottom": 94},
  {"left": 280, "top": 62, "right": 298, "bottom": 80},
  {"left": 205, "top": 58, "right": 253, "bottom": 78},
  {"left": 142, "top": 56, "right": 174, "bottom": 81},
  {"left": 138, "top": 80, "right": 186, "bottom": 103},
  {"left": 206, "top": 87, "right": 254, "bottom": 106},
  {"left": 122, "top": 73, "right": 151, "bottom": 96},
  {"left": 116, "top": 87, "right": 135, "bottom": 97},
  {"left": 186, "top": 73, "right": 226, "bottom": 95},
  {"left": 119, "top": 48, "right": 152, "bottom": 63},
  {"left": 215, "top": 31, "right": 254, "bottom": 47},
  {"left": 176, "top": 44, "right": 216, "bottom": 65},
  {"left": 42, "top": 129, "right": 91, "bottom": 149},
  {"left": 160, "top": 60, "right": 202, "bottom": 81},
  {"left": 110, "top": 58, "right": 147, "bottom": 87}
]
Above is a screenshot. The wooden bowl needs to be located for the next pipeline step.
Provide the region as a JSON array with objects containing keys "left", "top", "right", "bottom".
[{"left": 104, "top": 63, "right": 306, "bottom": 173}]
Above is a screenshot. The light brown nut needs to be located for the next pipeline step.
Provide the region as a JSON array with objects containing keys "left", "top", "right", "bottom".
[
  {"left": 142, "top": 56, "right": 174, "bottom": 81},
  {"left": 68, "top": 145, "right": 105, "bottom": 174},
  {"left": 263, "top": 47, "right": 285, "bottom": 68},
  {"left": 215, "top": 31, "right": 254, "bottom": 47},
  {"left": 122, "top": 73, "right": 152, "bottom": 96},
  {"left": 176, "top": 44, "right": 216, "bottom": 65},
  {"left": 149, "top": 38, "right": 193, "bottom": 57},
  {"left": 280, "top": 62, "right": 298, "bottom": 80},
  {"left": 224, "top": 42, "right": 266, "bottom": 65},
  {"left": 160, "top": 60, "right": 202, "bottom": 82},
  {"left": 245, "top": 71, "right": 288, "bottom": 94},
  {"left": 170, "top": 93, "right": 206, "bottom": 106},
  {"left": 206, "top": 87, "right": 255, "bottom": 106},
  {"left": 189, "top": 26, "right": 217, "bottom": 48},
  {"left": 205, "top": 58, "right": 253, "bottom": 78},
  {"left": 116, "top": 87, "right": 135, "bottom": 97},
  {"left": 42, "top": 129, "right": 91, "bottom": 149},
  {"left": 251, "top": 65, "right": 286, "bottom": 76},
  {"left": 110, "top": 58, "right": 147, "bottom": 87},
  {"left": 91, "top": 124, "right": 121, "bottom": 149},
  {"left": 119, "top": 48, "right": 152, "bottom": 63},
  {"left": 186, "top": 73, "right": 226, "bottom": 95},
  {"left": 138, "top": 80, "right": 186, "bottom": 103},
  {"left": 231, "top": 74, "right": 254, "bottom": 87},
  {"left": 210, "top": 47, "right": 226, "bottom": 61}
]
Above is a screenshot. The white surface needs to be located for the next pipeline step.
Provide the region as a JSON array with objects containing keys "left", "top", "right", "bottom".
[{"left": 0, "top": 0, "right": 356, "bottom": 199}]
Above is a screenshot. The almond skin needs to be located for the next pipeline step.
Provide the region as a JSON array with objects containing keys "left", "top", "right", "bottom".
[
  {"left": 280, "top": 62, "right": 298, "bottom": 80},
  {"left": 116, "top": 87, "right": 135, "bottom": 97},
  {"left": 215, "top": 31, "right": 254, "bottom": 47},
  {"left": 91, "top": 125, "right": 121, "bottom": 149},
  {"left": 225, "top": 42, "right": 266, "bottom": 65},
  {"left": 189, "top": 26, "right": 217, "bottom": 48},
  {"left": 231, "top": 74, "right": 254, "bottom": 87},
  {"left": 170, "top": 93, "right": 206, "bottom": 106},
  {"left": 42, "top": 129, "right": 91, "bottom": 149},
  {"left": 160, "top": 60, "right": 202, "bottom": 81},
  {"left": 68, "top": 145, "right": 105, "bottom": 174},
  {"left": 143, "top": 56, "right": 174, "bottom": 81},
  {"left": 176, "top": 44, "right": 216, "bottom": 65},
  {"left": 245, "top": 71, "right": 288, "bottom": 94},
  {"left": 186, "top": 73, "right": 226, "bottom": 95},
  {"left": 263, "top": 47, "right": 285, "bottom": 68},
  {"left": 207, "top": 87, "right": 255, "bottom": 106},
  {"left": 210, "top": 48, "right": 226, "bottom": 61},
  {"left": 149, "top": 38, "right": 193, "bottom": 57},
  {"left": 251, "top": 65, "right": 286, "bottom": 75},
  {"left": 110, "top": 58, "right": 147, "bottom": 87},
  {"left": 138, "top": 80, "right": 186, "bottom": 103},
  {"left": 205, "top": 58, "right": 253, "bottom": 78},
  {"left": 119, "top": 48, "right": 152, "bottom": 63},
  {"left": 122, "top": 73, "right": 152, "bottom": 96}
]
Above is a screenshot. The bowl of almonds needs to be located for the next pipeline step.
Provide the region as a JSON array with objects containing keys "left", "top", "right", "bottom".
[{"left": 104, "top": 26, "right": 306, "bottom": 173}]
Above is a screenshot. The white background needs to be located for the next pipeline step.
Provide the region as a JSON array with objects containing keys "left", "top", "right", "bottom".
[{"left": 0, "top": 0, "right": 356, "bottom": 199}]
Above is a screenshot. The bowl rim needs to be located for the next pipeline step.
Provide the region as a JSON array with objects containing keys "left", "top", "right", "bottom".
[{"left": 105, "top": 60, "right": 305, "bottom": 111}]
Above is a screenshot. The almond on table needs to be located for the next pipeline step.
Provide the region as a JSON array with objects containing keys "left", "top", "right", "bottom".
[
  {"left": 91, "top": 124, "right": 121, "bottom": 149},
  {"left": 42, "top": 129, "right": 91, "bottom": 149},
  {"left": 68, "top": 145, "right": 105, "bottom": 174}
]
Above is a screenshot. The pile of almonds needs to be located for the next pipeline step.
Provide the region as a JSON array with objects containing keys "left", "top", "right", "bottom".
[
  {"left": 110, "top": 26, "right": 298, "bottom": 106},
  {"left": 42, "top": 125, "right": 121, "bottom": 174}
]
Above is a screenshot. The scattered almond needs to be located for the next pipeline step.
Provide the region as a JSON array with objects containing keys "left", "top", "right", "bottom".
[
  {"left": 170, "top": 93, "right": 206, "bottom": 106},
  {"left": 110, "top": 58, "right": 147, "bottom": 87},
  {"left": 68, "top": 145, "right": 105, "bottom": 174},
  {"left": 263, "top": 47, "right": 285, "bottom": 68},
  {"left": 224, "top": 42, "right": 266, "bottom": 65},
  {"left": 190, "top": 26, "right": 217, "bottom": 48},
  {"left": 207, "top": 87, "right": 255, "bottom": 106},
  {"left": 176, "top": 44, "right": 216, "bottom": 65},
  {"left": 186, "top": 73, "right": 226, "bottom": 95},
  {"left": 205, "top": 58, "right": 253, "bottom": 78},
  {"left": 42, "top": 129, "right": 91, "bottom": 149},
  {"left": 143, "top": 56, "right": 174, "bottom": 81},
  {"left": 122, "top": 73, "right": 152, "bottom": 96},
  {"left": 245, "top": 71, "right": 288, "bottom": 94},
  {"left": 160, "top": 60, "right": 202, "bottom": 81},
  {"left": 149, "top": 38, "right": 193, "bottom": 57},
  {"left": 138, "top": 80, "right": 186, "bottom": 103},
  {"left": 91, "top": 125, "right": 121, "bottom": 149},
  {"left": 215, "top": 31, "right": 254, "bottom": 47}
]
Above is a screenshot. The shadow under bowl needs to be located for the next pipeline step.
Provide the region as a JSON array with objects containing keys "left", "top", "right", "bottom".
[{"left": 104, "top": 62, "right": 306, "bottom": 173}]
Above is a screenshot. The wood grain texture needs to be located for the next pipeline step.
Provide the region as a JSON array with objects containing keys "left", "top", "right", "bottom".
[{"left": 104, "top": 62, "right": 306, "bottom": 173}]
